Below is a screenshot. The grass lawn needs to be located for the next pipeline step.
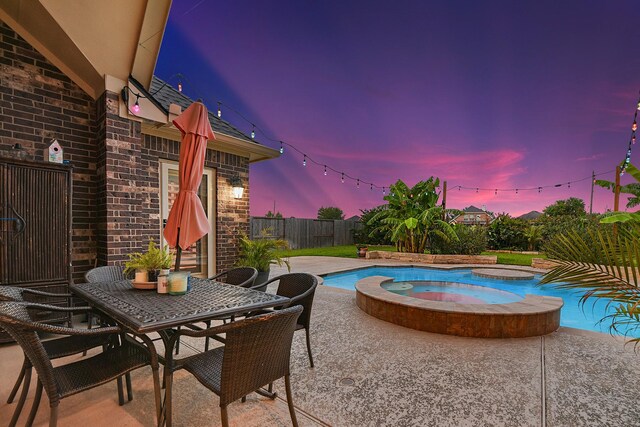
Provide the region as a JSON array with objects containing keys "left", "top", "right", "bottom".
[
  {"left": 277, "top": 245, "right": 545, "bottom": 266},
  {"left": 482, "top": 251, "right": 546, "bottom": 266},
  {"left": 277, "top": 245, "right": 395, "bottom": 259}
]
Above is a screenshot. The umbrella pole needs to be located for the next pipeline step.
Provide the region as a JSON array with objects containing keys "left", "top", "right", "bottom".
[{"left": 175, "top": 227, "right": 182, "bottom": 271}]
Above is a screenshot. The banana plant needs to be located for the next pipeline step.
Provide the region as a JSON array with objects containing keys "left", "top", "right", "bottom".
[{"left": 368, "top": 178, "right": 457, "bottom": 253}]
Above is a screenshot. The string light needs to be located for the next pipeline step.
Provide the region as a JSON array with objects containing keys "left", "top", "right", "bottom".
[
  {"left": 158, "top": 72, "right": 624, "bottom": 201},
  {"left": 621, "top": 93, "right": 640, "bottom": 174},
  {"left": 303, "top": 155, "right": 307, "bottom": 166}
]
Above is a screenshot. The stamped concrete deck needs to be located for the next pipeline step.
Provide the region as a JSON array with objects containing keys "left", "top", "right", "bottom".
[{"left": 1, "top": 256, "right": 638, "bottom": 426}]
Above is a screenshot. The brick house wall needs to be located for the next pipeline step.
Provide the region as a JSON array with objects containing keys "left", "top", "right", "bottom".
[
  {"left": 0, "top": 21, "right": 250, "bottom": 280},
  {"left": 0, "top": 22, "right": 98, "bottom": 283}
]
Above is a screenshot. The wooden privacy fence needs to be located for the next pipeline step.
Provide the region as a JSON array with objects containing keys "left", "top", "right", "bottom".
[{"left": 250, "top": 217, "right": 363, "bottom": 249}]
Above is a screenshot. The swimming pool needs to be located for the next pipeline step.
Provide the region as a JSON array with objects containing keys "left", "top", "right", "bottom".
[{"left": 323, "top": 266, "right": 616, "bottom": 334}]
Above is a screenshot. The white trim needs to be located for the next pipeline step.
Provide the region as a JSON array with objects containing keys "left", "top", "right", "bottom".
[{"left": 159, "top": 160, "right": 216, "bottom": 277}]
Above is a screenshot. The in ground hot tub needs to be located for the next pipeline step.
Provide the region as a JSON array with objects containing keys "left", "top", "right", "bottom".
[{"left": 356, "top": 276, "right": 563, "bottom": 338}]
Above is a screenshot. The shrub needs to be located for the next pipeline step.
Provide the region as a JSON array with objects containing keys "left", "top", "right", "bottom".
[
  {"left": 431, "top": 225, "right": 487, "bottom": 255},
  {"left": 353, "top": 206, "right": 392, "bottom": 245},
  {"left": 487, "top": 215, "right": 528, "bottom": 250}
]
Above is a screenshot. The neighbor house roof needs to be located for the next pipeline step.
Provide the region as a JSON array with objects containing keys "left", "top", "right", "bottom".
[
  {"left": 462, "top": 206, "right": 487, "bottom": 213},
  {"left": 518, "top": 210, "right": 543, "bottom": 220},
  {"left": 148, "top": 77, "right": 255, "bottom": 144}
]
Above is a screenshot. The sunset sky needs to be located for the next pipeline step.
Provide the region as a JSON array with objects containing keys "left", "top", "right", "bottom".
[{"left": 155, "top": 1, "right": 639, "bottom": 218}]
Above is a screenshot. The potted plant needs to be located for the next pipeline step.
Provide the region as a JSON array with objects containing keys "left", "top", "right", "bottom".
[
  {"left": 124, "top": 241, "right": 173, "bottom": 282},
  {"left": 236, "top": 230, "right": 290, "bottom": 287},
  {"left": 356, "top": 244, "right": 369, "bottom": 258}
]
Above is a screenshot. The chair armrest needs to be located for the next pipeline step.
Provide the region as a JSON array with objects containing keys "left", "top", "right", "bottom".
[
  {"left": 249, "top": 276, "right": 279, "bottom": 291},
  {"left": 21, "top": 289, "right": 73, "bottom": 299},
  {"left": 11, "top": 302, "right": 121, "bottom": 336},
  {"left": 284, "top": 284, "right": 317, "bottom": 307},
  {"left": 208, "top": 271, "right": 226, "bottom": 281}
]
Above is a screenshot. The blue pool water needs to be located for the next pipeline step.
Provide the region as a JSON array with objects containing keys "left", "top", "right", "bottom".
[{"left": 322, "top": 266, "right": 618, "bottom": 334}]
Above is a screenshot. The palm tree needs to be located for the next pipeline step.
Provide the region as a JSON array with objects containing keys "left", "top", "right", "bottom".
[
  {"left": 525, "top": 225, "right": 542, "bottom": 251},
  {"left": 540, "top": 163, "right": 640, "bottom": 345}
]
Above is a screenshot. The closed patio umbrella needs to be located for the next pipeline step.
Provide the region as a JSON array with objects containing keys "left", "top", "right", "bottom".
[{"left": 163, "top": 101, "right": 215, "bottom": 270}]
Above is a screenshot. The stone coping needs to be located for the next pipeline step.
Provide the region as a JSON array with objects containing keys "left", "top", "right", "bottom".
[
  {"left": 472, "top": 268, "right": 535, "bottom": 280},
  {"left": 356, "top": 276, "right": 563, "bottom": 338},
  {"left": 366, "top": 251, "right": 497, "bottom": 264}
]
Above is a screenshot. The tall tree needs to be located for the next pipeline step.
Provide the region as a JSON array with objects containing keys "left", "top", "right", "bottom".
[
  {"left": 543, "top": 197, "right": 586, "bottom": 217},
  {"left": 317, "top": 206, "right": 344, "bottom": 220}
]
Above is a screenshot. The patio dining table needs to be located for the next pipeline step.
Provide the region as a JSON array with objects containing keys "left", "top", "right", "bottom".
[{"left": 72, "top": 277, "right": 290, "bottom": 426}]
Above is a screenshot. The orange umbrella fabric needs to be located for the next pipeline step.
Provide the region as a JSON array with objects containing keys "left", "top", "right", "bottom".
[{"left": 163, "top": 102, "right": 215, "bottom": 250}]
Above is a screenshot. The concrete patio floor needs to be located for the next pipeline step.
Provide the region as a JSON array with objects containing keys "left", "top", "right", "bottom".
[{"left": 1, "top": 256, "right": 639, "bottom": 426}]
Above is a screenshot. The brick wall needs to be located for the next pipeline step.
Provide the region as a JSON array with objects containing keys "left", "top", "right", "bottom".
[
  {"left": 0, "top": 20, "right": 250, "bottom": 279},
  {"left": 0, "top": 22, "right": 97, "bottom": 282},
  {"left": 143, "top": 134, "right": 250, "bottom": 273}
]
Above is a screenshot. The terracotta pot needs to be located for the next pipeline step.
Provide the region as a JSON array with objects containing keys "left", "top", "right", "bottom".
[{"left": 357, "top": 247, "right": 368, "bottom": 258}]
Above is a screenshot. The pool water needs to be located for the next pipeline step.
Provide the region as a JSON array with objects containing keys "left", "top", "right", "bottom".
[
  {"left": 382, "top": 281, "right": 523, "bottom": 304},
  {"left": 322, "top": 266, "right": 619, "bottom": 335}
]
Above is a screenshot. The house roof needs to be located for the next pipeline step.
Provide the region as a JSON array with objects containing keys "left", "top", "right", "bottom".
[
  {"left": 148, "top": 77, "right": 255, "bottom": 144},
  {"left": 462, "top": 205, "right": 487, "bottom": 213},
  {"left": 0, "top": 0, "right": 171, "bottom": 99},
  {"left": 518, "top": 210, "right": 543, "bottom": 220}
]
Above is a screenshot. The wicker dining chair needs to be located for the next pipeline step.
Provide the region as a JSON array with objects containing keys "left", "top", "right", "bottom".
[
  {"left": 0, "top": 286, "right": 124, "bottom": 426},
  {"left": 0, "top": 301, "right": 162, "bottom": 427},
  {"left": 162, "top": 305, "right": 303, "bottom": 427},
  {"left": 250, "top": 273, "right": 318, "bottom": 367},
  {"left": 208, "top": 267, "right": 258, "bottom": 288},
  {"left": 200, "top": 267, "right": 259, "bottom": 351},
  {"left": 84, "top": 266, "right": 127, "bottom": 327}
]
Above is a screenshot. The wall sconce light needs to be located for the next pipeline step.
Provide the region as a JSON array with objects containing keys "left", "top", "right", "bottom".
[
  {"left": 228, "top": 176, "right": 244, "bottom": 199},
  {"left": 121, "top": 86, "right": 145, "bottom": 115}
]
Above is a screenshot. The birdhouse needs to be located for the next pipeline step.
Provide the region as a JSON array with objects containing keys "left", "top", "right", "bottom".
[{"left": 45, "top": 140, "right": 63, "bottom": 163}]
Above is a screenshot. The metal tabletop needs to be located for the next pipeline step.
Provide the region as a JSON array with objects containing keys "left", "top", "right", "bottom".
[{"left": 72, "top": 277, "right": 289, "bottom": 334}]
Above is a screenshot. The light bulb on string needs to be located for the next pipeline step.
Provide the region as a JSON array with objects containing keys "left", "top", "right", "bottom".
[
  {"left": 177, "top": 82, "right": 183, "bottom": 92},
  {"left": 279, "top": 142, "right": 284, "bottom": 154},
  {"left": 633, "top": 121, "right": 638, "bottom": 132},
  {"left": 324, "top": 165, "right": 327, "bottom": 176},
  {"left": 494, "top": 189, "right": 497, "bottom": 196},
  {"left": 251, "top": 125, "right": 255, "bottom": 139},
  {"left": 303, "top": 155, "right": 306, "bottom": 167},
  {"left": 633, "top": 136, "right": 636, "bottom": 145},
  {"left": 538, "top": 187, "right": 542, "bottom": 193},
  {"left": 516, "top": 188, "right": 519, "bottom": 194},
  {"left": 476, "top": 188, "right": 479, "bottom": 193},
  {"left": 341, "top": 173, "right": 344, "bottom": 184},
  {"left": 217, "top": 102, "right": 221, "bottom": 118},
  {"left": 370, "top": 183, "right": 373, "bottom": 191},
  {"left": 357, "top": 179, "right": 360, "bottom": 189},
  {"left": 382, "top": 187, "right": 386, "bottom": 195},
  {"left": 568, "top": 182, "right": 571, "bottom": 189},
  {"left": 637, "top": 101, "right": 640, "bottom": 111},
  {"left": 132, "top": 95, "right": 140, "bottom": 114}
]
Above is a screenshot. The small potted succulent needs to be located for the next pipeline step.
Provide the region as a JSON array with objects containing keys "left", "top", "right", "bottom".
[
  {"left": 236, "top": 230, "right": 290, "bottom": 287},
  {"left": 124, "top": 241, "right": 173, "bottom": 282}
]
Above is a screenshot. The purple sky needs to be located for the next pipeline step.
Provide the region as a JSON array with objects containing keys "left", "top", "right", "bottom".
[{"left": 155, "top": 1, "right": 639, "bottom": 218}]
